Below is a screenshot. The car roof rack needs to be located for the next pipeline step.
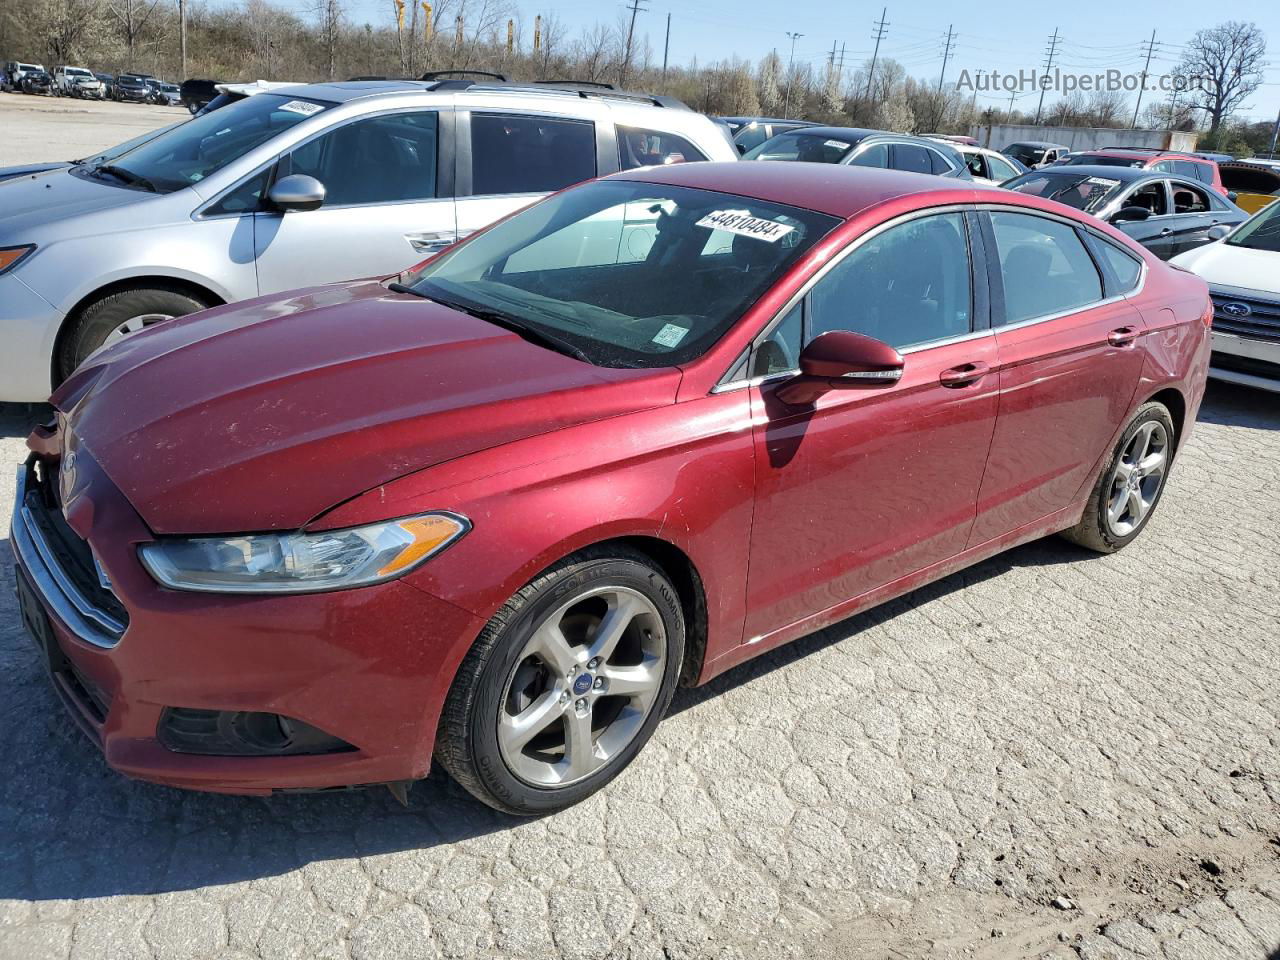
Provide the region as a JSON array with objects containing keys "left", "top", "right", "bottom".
[
  {"left": 437, "top": 79, "right": 689, "bottom": 110},
  {"left": 420, "top": 69, "right": 509, "bottom": 82},
  {"left": 534, "top": 79, "right": 616, "bottom": 90}
]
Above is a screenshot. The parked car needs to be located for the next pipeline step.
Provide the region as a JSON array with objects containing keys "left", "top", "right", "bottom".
[
  {"left": 922, "top": 133, "right": 978, "bottom": 146},
  {"left": 194, "top": 79, "right": 305, "bottom": 115},
  {"left": 717, "top": 116, "right": 818, "bottom": 155},
  {"left": 1001, "top": 165, "right": 1248, "bottom": 260},
  {"left": 928, "top": 139, "right": 1025, "bottom": 184},
  {"left": 1058, "top": 148, "right": 1225, "bottom": 194},
  {"left": 742, "top": 126, "right": 972, "bottom": 179},
  {"left": 1218, "top": 161, "right": 1280, "bottom": 215},
  {"left": 1002, "top": 141, "right": 1069, "bottom": 169},
  {"left": 113, "top": 73, "right": 153, "bottom": 102},
  {"left": 11, "top": 161, "right": 1210, "bottom": 812},
  {"left": 2, "top": 60, "right": 46, "bottom": 92},
  {"left": 147, "top": 80, "right": 182, "bottom": 106},
  {"left": 0, "top": 78, "right": 736, "bottom": 401},
  {"left": 180, "top": 77, "right": 220, "bottom": 114},
  {"left": 95, "top": 73, "right": 116, "bottom": 99},
  {"left": 53, "top": 65, "right": 106, "bottom": 99},
  {"left": 1171, "top": 200, "right": 1280, "bottom": 392},
  {"left": 20, "top": 68, "right": 54, "bottom": 96}
]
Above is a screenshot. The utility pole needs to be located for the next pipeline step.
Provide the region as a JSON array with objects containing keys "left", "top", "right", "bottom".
[
  {"left": 935, "top": 24, "right": 956, "bottom": 129},
  {"left": 782, "top": 30, "right": 803, "bottom": 119},
  {"left": 1269, "top": 103, "right": 1280, "bottom": 157},
  {"left": 863, "top": 7, "right": 888, "bottom": 107},
  {"left": 1034, "top": 27, "right": 1060, "bottom": 125},
  {"left": 1131, "top": 30, "right": 1158, "bottom": 129},
  {"left": 620, "top": 0, "right": 648, "bottom": 89},
  {"left": 177, "top": 0, "right": 187, "bottom": 78},
  {"left": 661, "top": 12, "right": 671, "bottom": 83}
]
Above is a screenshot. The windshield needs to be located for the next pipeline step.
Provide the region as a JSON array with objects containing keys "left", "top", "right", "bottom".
[
  {"left": 1004, "top": 144, "right": 1048, "bottom": 166},
  {"left": 400, "top": 179, "right": 839, "bottom": 367},
  {"left": 92, "top": 93, "right": 331, "bottom": 193},
  {"left": 742, "top": 131, "right": 857, "bottom": 163},
  {"left": 1004, "top": 171, "right": 1121, "bottom": 212},
  {"left": 1063, "top": 155, "right": 1142, "bottom": 168},
  {"left": 1226, "top": 202, "right": 1280, "bottom": 253},
  {"left": 65, "top": 68, "right": 92, "bottom": 78}
]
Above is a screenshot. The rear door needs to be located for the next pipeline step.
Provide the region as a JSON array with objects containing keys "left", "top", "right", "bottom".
[
  {"left": 252, "top": 107, "right": 456, "bottom": 292},
  {"left": 969, "top": 209, "right": 1146, "bottom": 544},
  {"left": 453, "top": 107, "right": 607, "bottom": 248},
  {"left": 1165, "top": 179, "right": 1223, "bottom": 256}
]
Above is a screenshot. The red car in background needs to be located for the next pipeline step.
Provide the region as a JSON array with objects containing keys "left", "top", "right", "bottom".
[
  {"left": 1058, "top": 148, "right": 1226, "bottom": 194},
  {"left": 13, "top": 162, "right": 1211, "bottom": 814}
]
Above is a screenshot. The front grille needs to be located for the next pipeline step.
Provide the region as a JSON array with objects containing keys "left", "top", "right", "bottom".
[
  {"left": 1210, "top": 290, "right": 1280, "bottom": 343},
  {"left": 64, "top": 663, "right": 111, "bottom": 724},
  {"left": 24, "top": 466, "right": 129, "bottom": 629}
]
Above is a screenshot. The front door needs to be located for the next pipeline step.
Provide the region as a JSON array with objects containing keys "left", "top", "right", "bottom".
[
  {"left": 744, "top": 211, "right": 999, "bottom": 642},
  {"left": 1113, "top": 179, "right": 1176, "bottom": 259},
  {"left": 970, "top": 209, "right": 1147, "bottom": 544},
  {"left": 253, "top": 109, "right": 455, "bottom": 293}
]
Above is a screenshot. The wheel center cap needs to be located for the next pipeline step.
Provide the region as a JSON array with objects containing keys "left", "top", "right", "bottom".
[{"left": 572, "top": 673, "right": 593, "bottom": 696}]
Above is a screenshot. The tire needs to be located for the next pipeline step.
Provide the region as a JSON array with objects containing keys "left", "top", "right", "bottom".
[
  {"left": 437, "top": 546, "right": 685, "bottom": 815},
  {"left": 1060, "top": 401, "right": 1176, "bottom": 553},
  {"left": 57, "top": 285, "right": 209, "bottom": 384}
]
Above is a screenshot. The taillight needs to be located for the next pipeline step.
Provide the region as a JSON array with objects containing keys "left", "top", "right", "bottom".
[{"left": 1201, "top": 298, "right": 1214, "bottom": 328}]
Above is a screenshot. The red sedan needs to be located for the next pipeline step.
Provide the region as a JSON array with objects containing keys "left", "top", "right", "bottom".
[{"left": 12, "top": 162, "right": 1211, "bottom": 814}]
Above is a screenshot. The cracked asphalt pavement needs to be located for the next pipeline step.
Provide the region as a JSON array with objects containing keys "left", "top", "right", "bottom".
[
  {"left": 2, "top": 384, "right": 1278, "bottom": 960},
  {"left": 1, "top": 99, "right": 1278, "bottom": 960}
]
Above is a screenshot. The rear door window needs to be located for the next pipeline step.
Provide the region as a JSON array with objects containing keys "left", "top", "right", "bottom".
[
  {"left": 892, "top": 143, "right": 933, "bottom": 174},
  {"left": 928, "top": 148, "right": 956, "bottom": 175},
  {"left": 848, "top": 143, "right": 889, "bottom": 167},
  {"left": 985, "top": 154, "right": 1018, "bottom": 181},
  {"left": 989, "top": 211, "right": 1103, "bottom": 324},
  {"left": 470, "top": 113, "right": 596, "bottom": 196}
]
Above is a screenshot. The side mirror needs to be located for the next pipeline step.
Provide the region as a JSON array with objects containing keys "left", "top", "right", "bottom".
[
  {"left": 1207, "top": 224, "right": 1231, "bottom": 241},
  {"left": 1227, "top": 191, "right": 1238, "bottom": 203},
  {"left": 1111, "top": 206, "right": 1152, "bottom": 224},
  {"left": 776, "top": 331, "right": 903, "bottom": 406},
  {"left": 736, "top": 143, "right": 747, "bottom": 155},
  {"left": 268, "top": 174, "right": 326, "bottom": 212}
]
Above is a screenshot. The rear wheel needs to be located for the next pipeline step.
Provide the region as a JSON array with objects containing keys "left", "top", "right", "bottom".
[
  {"left": 57, "top": 285, "right": 210, "bottom": 383},
  {"left": 1060, "top": 401, "right": 1175, "bottom": 553},
  {"left": 436, "top": 548, "right": 684, "bottom": 815}
]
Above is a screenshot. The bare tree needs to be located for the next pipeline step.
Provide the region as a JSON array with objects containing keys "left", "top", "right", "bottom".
[
  {"left": 574, "top": 22, "right": 615, "bottom": 83},
  {"left": 33, "top": 0, "right": 104, "bottom": 63},
  {"left": 757, "top": 50, "right": 782, "bottom": 116},
  {"left": 105, "top": 0, "right": 164, "bottom": 69},
  {"left": 1175, "top": 20, "right": 1266, "bottom": 132},
  {"left": 533, "top": 11, "right": 563, "bottom": 80},
  {"left": 312, "top": 0, "right": 342, "bottom": 79}
]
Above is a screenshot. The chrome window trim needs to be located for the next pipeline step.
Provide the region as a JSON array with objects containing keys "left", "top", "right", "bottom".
[{"left": 10, "top": 466, "right": 124, "bottom": 648}]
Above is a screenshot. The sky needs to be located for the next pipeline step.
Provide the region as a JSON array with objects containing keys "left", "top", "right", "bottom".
[{"left": 337, "top": 0, "right": 1280, "bottom": 126}]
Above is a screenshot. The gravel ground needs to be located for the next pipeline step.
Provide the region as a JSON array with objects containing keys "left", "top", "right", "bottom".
[
  {"left": 0, "top": 91, "right": 188, "bottom": 165},
  {"left": 1, "top": 104, "right": 1279, "bottom": 960}
]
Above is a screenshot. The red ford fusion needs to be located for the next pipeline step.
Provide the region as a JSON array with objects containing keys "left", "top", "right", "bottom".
[{"left": 12, "top": 162, "right": 1210, "bottom": 814}]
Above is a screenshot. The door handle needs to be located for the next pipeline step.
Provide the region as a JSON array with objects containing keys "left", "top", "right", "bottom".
[
  {"left": 404, "top": 230, "right": 457, "bottom": 253},
  {"left": 1159, "top": 228, "right": 1173, "bottom": 236},
  {"left": 939, "top": 361, "right": 989, "bottom": 387},
  {"left": 1108, "top": 326, "right": 1139, "bottom": 347}
]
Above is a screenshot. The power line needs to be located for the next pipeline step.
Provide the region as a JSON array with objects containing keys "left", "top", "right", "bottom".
[
  {"left": 1131, "top": 30, "right": 1159, "bottom": 128},
  {"left": 864, "top": 6, "right": 889, "bottom": 104},
  {"left": 618, "top": 0, "right": 648, "bottom": 89},
  {"left": 937, "top": 24, "right": 956, "bottom": 94}
]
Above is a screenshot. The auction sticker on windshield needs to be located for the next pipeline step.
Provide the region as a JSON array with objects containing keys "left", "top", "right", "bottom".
[
  {"left": 279, "top": 100, "right": 324, "bottom": 116},
  {"left": 696, "top": 210, "right": 795, "bottom": 243},
  {"left": 651, "top": 323, "right": 689, "bottom": 348},
  {"left": 1086, "top": 177, "right": 1120, "bottom": 187}
]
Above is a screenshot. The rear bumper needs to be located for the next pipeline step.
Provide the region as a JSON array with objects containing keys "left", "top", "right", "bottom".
[{"left": 11, "top": 455, "right": 485, "bottom": 795}]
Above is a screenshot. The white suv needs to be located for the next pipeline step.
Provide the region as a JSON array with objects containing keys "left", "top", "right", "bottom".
[
  {"left": 0, "top": 78, "right": 737, "bottom": 400},
  {"left": 53, "top": 65, "right": 105, "bottom": 99}
]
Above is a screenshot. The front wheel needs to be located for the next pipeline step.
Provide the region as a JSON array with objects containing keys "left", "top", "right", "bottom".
[
  {"left": 1060, "top": 401, "right": 1176, "bottom": 553},
  {"left": 57, "top": 285, "right": 209, "bottom": 383},
  {"left": 436, "top": 548, "right": 685, "bottom": 815}
]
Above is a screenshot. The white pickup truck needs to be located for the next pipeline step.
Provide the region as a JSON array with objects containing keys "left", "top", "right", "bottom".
[{"left": 53, "top": 65, "right": 105, "bottom": 99}]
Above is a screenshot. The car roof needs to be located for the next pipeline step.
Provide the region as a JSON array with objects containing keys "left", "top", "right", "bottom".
[
  {"left": 1027, "top": 164, "right": 1155, "bottom": 184},
  {"left": 719, "top": 116, "right": 816, "bottom": 126},
  {"left": 269, "top": 79, "right": 692, "bottom": 111},
  {"left": 612, "top": 160, "right": 1022, "bottom": 220},
  {"left": 1006, "top": 141, "right": 1068, "bottom": 149}
]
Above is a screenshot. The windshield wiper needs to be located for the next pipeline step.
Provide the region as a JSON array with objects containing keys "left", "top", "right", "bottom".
[
  {"left": 420, "top": 290, "right": 592, "bottom": 364},
  {"left": 387, "top": 281, "right": 428, "bottom": 298},
  {"left": 94, "top": 164, "right": 157, "bottom": 192}
]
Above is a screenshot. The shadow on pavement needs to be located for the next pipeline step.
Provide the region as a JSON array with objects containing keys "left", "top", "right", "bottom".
[
  {"left": 0, "top": 402, "right": 52, "bottom": 440},
  {"left": 1196, "top": 381, "right": 1279, "bottom": 431}
]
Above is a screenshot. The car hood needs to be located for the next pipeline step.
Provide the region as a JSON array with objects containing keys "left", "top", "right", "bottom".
[
  {"left": 0, "top": 166, "right": 154, "bottom": 234},
  {"left": 1171, "top": 241, "right": 1280, "bottom": 294},
  {"left": 52, "top": 279, "right": 680, "bottom": 535},
  {"left": 0, "top": 161, "right": 70, "bottom": 183}
]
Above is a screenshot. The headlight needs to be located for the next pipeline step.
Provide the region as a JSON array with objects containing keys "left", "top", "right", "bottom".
[
  {"left": 0, "top": 245, "right": 35, "bottom": 275},
  {"left": 139, "top": 512, "right": 469, "bottom": 594}
]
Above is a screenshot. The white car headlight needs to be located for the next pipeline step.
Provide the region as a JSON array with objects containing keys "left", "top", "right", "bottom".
[{"left": 139, "top": 512, "right": 469, "bottom": 594}]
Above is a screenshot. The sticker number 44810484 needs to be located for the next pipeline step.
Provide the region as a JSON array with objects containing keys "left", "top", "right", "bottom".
[{"left": 696, "top": 209, "right": 796, "bottom": 243}]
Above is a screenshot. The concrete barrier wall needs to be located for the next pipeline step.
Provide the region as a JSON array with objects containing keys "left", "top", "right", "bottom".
[{"left": 969, "top": 123, "right": 1197, "bottom": 154}]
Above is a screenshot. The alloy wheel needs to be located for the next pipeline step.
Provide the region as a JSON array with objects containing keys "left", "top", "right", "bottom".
[
  {"left": 1105, "top": 420, "right": 1169, "bottom": 537},
  {"left": 498, "top": 586, "right": 667, "bottom": 787},
  {"left": 101, "top": 312, "right": 174, "bottom": 349}
]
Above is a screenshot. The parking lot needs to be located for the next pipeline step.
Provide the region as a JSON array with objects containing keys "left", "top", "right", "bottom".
[{"left": 2, "top": 101, "right": 1280, "bottom": 960}]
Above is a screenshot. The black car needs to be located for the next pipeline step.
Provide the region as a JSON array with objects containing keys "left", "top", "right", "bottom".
[
  {"left": 20, "top": 69, "right": 53, "bottom": 95},
  {"left": 742, "top": 126, "right": 973, "bottom": 180},
  {"left": 717, "top": 116, "right": 819, "bottom": 155},
  {"left": 179, "top": 77, "right": 219, "bottom": 114},
  {"left": 113, "top": 72, "right": 152, "bottom": 102},
  {"left": 1001, "top": 165, "right": 1248, "bottom": 260}
]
